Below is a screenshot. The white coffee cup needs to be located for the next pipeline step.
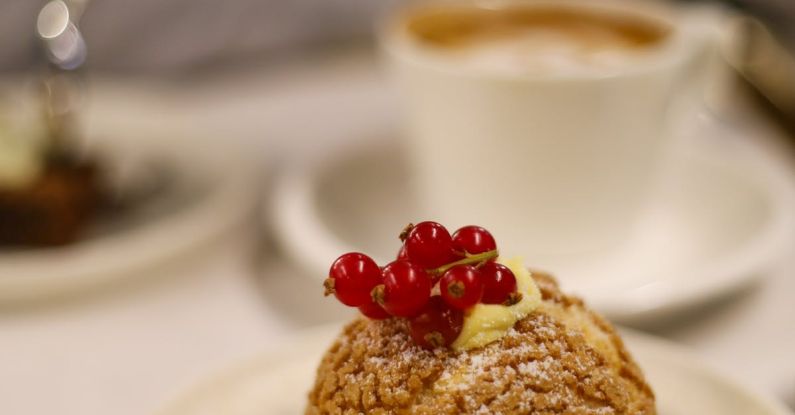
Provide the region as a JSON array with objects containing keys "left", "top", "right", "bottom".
[{"left": 382, "top": 0, "right": 714, "bottom": 256}]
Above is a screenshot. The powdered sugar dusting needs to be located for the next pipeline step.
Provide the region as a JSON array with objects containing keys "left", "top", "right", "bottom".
[{"left": 306, "top": 272, "right": 655, "bottom": 414}]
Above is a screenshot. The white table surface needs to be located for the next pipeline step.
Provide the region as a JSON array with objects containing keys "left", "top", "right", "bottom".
[{"left": 1, "top": 50, "right": 793, "bottom": 415}]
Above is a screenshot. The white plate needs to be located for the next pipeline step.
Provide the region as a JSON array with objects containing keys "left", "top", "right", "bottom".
[
  {"left": 271, "top": 112, "right": 795, "bottom": 324},
  {"left": 0, "top": 144, "right": 254, "bottom": 304},
  {"left": 157, "top": 324, "right": 793, "bottom": 415}
]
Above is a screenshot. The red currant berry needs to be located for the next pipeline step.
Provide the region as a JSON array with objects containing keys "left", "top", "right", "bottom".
[
  {"left": 324, "top": 252, "right": 382, "bottom": 307},
  {"left": 480, "top": 262, "right": 518, "bottom": 305},
  {"left": 374, "top": 260, "right": 432, "bottom": 317},
  {"left": 404, "top": 221, "right": 458, "bottom": 269},
  {"left": 397, "top": 244, "right": 410, "bottom": 261},
  {"left": 409, "top": 296, "right": 464, "bottom": 349},
  {"left": 358, "top": 299, "right": 390, "bottom": 320},
  {"left": 439, "top": 265, "right": 484, "bottom": 310},
  {"left": 452, "top": 225, "right": 496, "bottom": 256}
]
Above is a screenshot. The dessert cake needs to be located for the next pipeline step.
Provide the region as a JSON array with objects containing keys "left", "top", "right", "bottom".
[
  {"left": 307, "top": 222, "right": 655, "bottom": 414},
  {"left": 0, "top": 84, "right": 103, "bottom": 247},
  {"left": 0, "top": 147, "right": 99, "bottom": 246}
]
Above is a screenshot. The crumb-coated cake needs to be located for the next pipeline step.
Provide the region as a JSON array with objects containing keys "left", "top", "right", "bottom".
[
  {"left": 0, "top": 99, "right": 101, "bottom": 246},
  {"left": 308, "top": 222, "right": 655, "bottom": 414},
  {"left": 0, "top": 150, "right": 99, "bottom": 246}
]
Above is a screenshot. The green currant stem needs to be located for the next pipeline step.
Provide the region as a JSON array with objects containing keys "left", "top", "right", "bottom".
[{"left": 430, "top": 249, "right": 499, "bottom": 276}]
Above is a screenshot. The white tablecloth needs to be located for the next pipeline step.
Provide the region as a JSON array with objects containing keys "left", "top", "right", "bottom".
[{"left": 1, "top": 51, "right": 793, "bottom": 415}]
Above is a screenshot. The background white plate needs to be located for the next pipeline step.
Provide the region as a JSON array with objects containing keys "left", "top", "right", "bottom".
[
  {"left": 271, "top": 112, "right": 795, "bottom": 324},
  {"left": 157, "top": 324, "right": 793, "bottom": 415},
  {"left": 0, "top": 146, "right": 254, "bottom": 304},
  {"left": 0, "top": 80, "right": 257, "bottom": 304}
]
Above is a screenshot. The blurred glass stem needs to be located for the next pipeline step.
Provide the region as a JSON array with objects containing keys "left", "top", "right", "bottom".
[
  {"left": 36, "top": 0, "right": 90, "bottom": 148},
  {"left": 38, "top": 72, "right": 82, "bottom": 146}
]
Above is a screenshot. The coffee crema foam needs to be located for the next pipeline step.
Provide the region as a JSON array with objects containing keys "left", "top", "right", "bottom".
[{"left": 402, "top": 4, "right": 673, "bottom": 74}]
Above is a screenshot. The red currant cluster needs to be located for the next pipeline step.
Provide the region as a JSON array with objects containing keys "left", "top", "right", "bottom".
[{"left": 324, "top": 221, "right": 520, "bottom": 349}]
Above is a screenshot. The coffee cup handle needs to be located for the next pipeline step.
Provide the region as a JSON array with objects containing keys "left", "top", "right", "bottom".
[{"left": 669, "top": 5, "right": 733, "bottom": 136}]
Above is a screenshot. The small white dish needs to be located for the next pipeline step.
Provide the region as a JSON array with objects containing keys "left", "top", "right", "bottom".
[
  {"left": 271, "top": 113, "right": 795, "bottom": 324},
  {"left": 0, "top": 145, "right": 254, "bottom": 304},
  {"left": 157, "top": 324, "right": 793, "bottom": 415}
]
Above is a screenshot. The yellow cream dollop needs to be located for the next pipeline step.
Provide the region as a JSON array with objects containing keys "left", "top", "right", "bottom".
[{"left": 451, "top": 257, "right": 541, "bottom": 351}]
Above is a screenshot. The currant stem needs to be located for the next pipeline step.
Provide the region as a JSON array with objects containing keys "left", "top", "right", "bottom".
[
  {"left": 503, "top": 292, "right": 523, "bottom": 306},
  {"left": 430, "top": 249, "right": 498, "bottom": 276},
  {"left": 399, "top": 223, "right": 414, "bottom": 242},
  {"left": 371, "top": 284, "right": 386, "bottom": 305},
  {"left": 323, "top": 278, "right": 335, "bottom": 296},
  {"left": 424, "top": 331, "right": 445, "bottom": 348}
]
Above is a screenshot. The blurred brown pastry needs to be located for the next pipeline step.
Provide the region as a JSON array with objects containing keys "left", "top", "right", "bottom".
[{"left": 0, "top": 148, "right": 99, "bottom": 246}]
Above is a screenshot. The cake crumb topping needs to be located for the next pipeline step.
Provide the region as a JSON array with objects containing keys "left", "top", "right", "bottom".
[{"left": 306, "top": 272, "right": 655, "bottom": 414}]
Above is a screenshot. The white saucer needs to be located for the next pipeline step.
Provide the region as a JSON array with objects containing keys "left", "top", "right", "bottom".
[
  {"left": 271, "top": 113, "right": 795, "bottom": 324},
  {"left": 0, "top": 143, "right": 254, "bottom": 304},
  {"left": 157, "top": 324, "right": 792, "bottom": 415}
]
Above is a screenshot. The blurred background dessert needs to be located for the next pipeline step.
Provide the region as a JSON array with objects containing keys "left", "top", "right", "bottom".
[{"left": 0, "top": 0, "right": 793, "bottom": 414}]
